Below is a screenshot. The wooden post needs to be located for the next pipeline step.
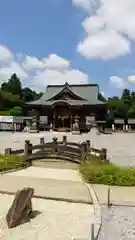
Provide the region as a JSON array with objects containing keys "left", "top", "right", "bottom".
[
  {"left": 101, "top": 148, "right": 107, "bottom": 160},
  {"left": 107, "top": 187, "right": 111, "bottom": 208},
  {"left": 62, "top": 135, "right": 67, "bottom": 145},
  {"left": 80, "top": 142, "right": 87, "bottom": 161},
  {"left": 91, "top": 223, "right": 94, "bottom": 240},
  {"left": 5, "top": 148, "right": 11, "bottom": 156},
  {"left": 52, "top": 137, "right": 58, "bottom": 154},
  {"left": 24, "top": 140, "right": 32, "bottom": 157},
  {"left": 86, "top": 140, "right": 91, "bottom": 154},
  {"left": 40, "top": 137, "right": 45, "bottom": 150},
  {"left": 83, "top": 141, "right": 87, "bottom": 154}
]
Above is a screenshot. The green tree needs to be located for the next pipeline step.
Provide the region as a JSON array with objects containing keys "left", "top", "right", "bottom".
[
  {"left": 22, "top": 87, "right": 43, "bottom": 102},
  {"left": 121, "top": 88, "right": 131, "bottom": 105},
  {"left": 9, "top": 106, "right": 23, "bottom": 116},
  {"left": 7, "top": 73, "right": 22, "bottom": 95},
  {"left": 107, "top": 99, "right": 129, "bottom": 119}
]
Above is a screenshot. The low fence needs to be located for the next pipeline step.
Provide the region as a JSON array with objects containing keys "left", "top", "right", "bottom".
[{"left": 4, "top": 136, "right": 107, "bottom": 163}]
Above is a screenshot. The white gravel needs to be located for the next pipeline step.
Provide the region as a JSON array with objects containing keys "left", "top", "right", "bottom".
[
  {"left": 0, "top": 194, "right": 93, "bottom": 240},
  {"left": 98, "top": 206, "right": 135, "bottom": 240}
]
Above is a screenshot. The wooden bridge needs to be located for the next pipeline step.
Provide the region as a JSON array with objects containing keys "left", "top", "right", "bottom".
[{"left": 5, "top": 136, "right": 107, "bottom": 163}]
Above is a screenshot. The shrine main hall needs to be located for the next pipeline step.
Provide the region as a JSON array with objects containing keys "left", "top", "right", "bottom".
[{"left": 26, "top": 82, "right": 107, "bottom": 131}]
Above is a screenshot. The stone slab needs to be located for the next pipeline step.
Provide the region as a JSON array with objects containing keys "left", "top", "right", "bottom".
[
  {"left": 0, "top": 175, "right": 93, "bottom": 204},
  {"left": 4, "top": 166, "right": 82, "bottom": 182}
]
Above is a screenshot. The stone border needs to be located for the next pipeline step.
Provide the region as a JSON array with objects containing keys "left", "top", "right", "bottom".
[
  {"left": 72, "top": 184, "right": 102, "bottom": 240},
  {"left": 0, "top": 190, "right": 92, "bottom": 205},
  {"left": 86, "top": 184, "right": 102, "bottom": 240}
]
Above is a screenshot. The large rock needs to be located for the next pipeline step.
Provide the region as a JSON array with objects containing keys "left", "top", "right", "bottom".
[{"left": 6, "top": 187, "right": 34, "bottom": 228}]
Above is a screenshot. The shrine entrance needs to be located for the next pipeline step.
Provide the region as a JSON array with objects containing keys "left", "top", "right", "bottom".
[{"left": 53, "top": 103, "right": 71, "bottom": 130}]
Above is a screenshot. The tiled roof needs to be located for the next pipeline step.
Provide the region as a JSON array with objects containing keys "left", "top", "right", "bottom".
[{"left": 26, "top": 83, "right": 106, "bottom": 106}]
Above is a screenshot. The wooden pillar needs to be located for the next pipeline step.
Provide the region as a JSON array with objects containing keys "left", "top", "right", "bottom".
[
  {"left": 70, "top": 115, "right": 72, "bottom": 130},
  {"left": 53, "top": 109, "right": 55, "bottom": 130}
]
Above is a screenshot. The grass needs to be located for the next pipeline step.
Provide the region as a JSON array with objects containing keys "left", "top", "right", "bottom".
[
  {"left": 79, "top": 155, "right": 135, "bottom": 186},
  {"left": 0, "top": 155, "right": 29, "bottom": 172}
]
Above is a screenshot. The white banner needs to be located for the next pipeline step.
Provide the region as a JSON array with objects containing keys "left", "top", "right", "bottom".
[
  {"left": 0, "top": 116, "right": 13, "bottom": 123},
  {"left": 0, "top": 122, "right": 21, "bottom": 130}
]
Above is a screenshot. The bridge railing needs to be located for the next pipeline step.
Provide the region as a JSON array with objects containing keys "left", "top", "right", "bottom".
[{"left": 4, "top": 135, "right": 108, "bottom": 163}]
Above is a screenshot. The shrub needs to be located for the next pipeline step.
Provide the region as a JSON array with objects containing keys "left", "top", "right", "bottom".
[
  {"left": 9, "top": 106, "right": 23, "bottom": 116},
  {"left": 79, "top": 155, "right": 135, "bottom": 186},
  {"left": 0, "top": 155, "right": 28, "bottom": 172}
]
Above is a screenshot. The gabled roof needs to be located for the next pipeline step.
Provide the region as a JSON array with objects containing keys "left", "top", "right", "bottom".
[
  {"left": 41, "top": 83, "right": 99, "bottom": 101},
  {"left": 47, "top": 83, "right": 85, "bottom": 101},
  {"left": 26, "top": 82, "right": 106, "bottom": 106}
]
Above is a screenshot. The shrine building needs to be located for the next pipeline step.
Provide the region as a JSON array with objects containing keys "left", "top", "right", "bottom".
[{"left": 26, "top": 82, "right": 107, "bottom": 131}]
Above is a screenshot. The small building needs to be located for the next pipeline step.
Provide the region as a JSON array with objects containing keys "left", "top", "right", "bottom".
[
  {"left": 26, "top": 82, "right": 107, "bottom": 131},
  {"left": 128, "top": 119, "right": 135, "bottom": 130},
  {"left": 114, "top": 119, "right": 125, "bottom": 130}
]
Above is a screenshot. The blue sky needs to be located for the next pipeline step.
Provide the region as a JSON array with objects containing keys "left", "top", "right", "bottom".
[{"left": 0, "top": 0, "right": 135, "bottom": 97}]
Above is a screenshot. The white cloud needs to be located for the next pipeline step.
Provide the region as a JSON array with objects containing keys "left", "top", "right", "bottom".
[
  {"left": 0, "top": 45, "right": 88, "bottom": 91},
  {"left": 128, "top": 75, "right": 135, "bottom": 83},
  {"left": 77, "top": 29, "right": 130, "bottom": 60},
  {"left": 32, "top": 69, "right": 88, "bottom": 91},
  {"left": 22, "top": 55, "right": 45, "bottom": 71},
  {"left": 110, "top": 76, "right": 126, "bottom": 89},
  {"left": 22, "top": 54, "right": 70, "bottom": 71},
  {"left": 73, "top": 0, "right": 135, "bottom": 59},
  {"left": 43, "top": 54, "right": 70, "bottom": 70},
  {"left": 82, "top": 16, "right": 105, "bottom": 34},
  {"left": 0, "top": 45, "right": 13, "bottom": 61},
  {"left": 0, "top": 61, "right": 28, "bottom": 80}
]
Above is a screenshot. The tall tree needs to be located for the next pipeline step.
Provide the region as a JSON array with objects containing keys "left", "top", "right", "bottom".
[
  {"left": 7, "top": 73, "right": 22, "bottom": 95},
  {"left": 121, "top": 88, "right": 131, "bottom": 105}
]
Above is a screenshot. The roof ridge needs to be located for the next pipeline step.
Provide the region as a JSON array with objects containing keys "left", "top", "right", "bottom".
[{"left": 47, "top": 83, "right": 98, "bottom": 88}]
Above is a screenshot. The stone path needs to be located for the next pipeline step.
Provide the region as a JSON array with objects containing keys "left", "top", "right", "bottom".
[
  {"left": 0, "top": 167, "right": 96, "bottom": 239},
  {"left": 0, "top": 167, "right": 92, "bottom": 204},
  {"left": 32, "top": 159, "right": 79, "bottom": 169},
  {"left": 0, "top": 194, "right": 93, "bottom": 240},
  {"left": 0, "top": 175, "right": 92, "bottom": 204}
]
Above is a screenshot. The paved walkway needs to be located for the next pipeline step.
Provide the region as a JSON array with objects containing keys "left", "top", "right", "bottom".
[
  {"left": 0, "top": 167, "right": 92, "bottom": 204},
  {"left": 0, "top": 175, "right": 92, "bottom": 204},
  {"left": 0, "top": 167, "right": 96, "bottom": 240}
]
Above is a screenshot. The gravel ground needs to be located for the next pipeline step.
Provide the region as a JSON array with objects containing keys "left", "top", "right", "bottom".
[
  {"left": 0, "top": 129, "right": 135, "bottom": 166},
  {"left": 0, "top": 194, "right": 93, "bottom": 240},
  {"left": 98, "top": 206, "right": 135, "bottom": 240}
]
